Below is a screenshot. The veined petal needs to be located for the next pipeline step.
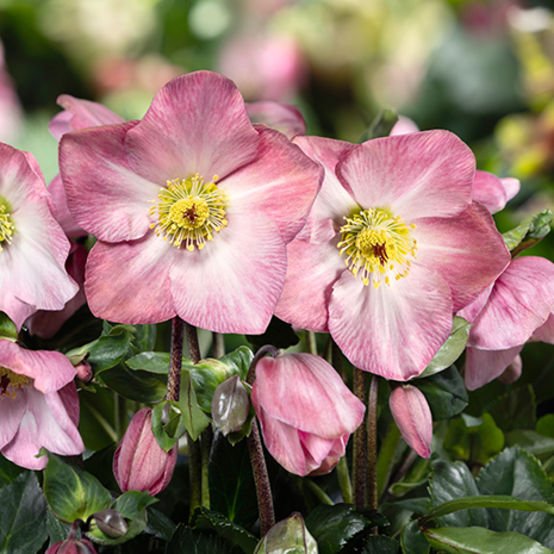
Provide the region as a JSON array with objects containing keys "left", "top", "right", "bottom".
[
  {"left": 246, "top": 101, "right": 306, "bottom": 138},
  {"left": 0, "top": 296, "right": 34, "bottom": 330},
  {"left": 532, "top": 313, "right": 554, "bottom": 344},
  {"left": 337, "top": 131, "right": 475, "bottom": 220},
  {"left": 457, "top": 284, "right": 494, "bottom": 323},
  {"left": 0, "top": 392, "right": 26, "bottom": 449},
  {"left": 464, "top": 346, "right": 523, "bottom": 390},
  {"left": 48, "top": 175, "right": 84, "bottom": 239},
  {"left": 328, "top": 264, "right": 452, "bottom": 380},
  {"left": 471, "top": 171, "right": 519, "bottom": 214},
  {"left": 390, "top": 116, "right": 419, "bottom": 136}
]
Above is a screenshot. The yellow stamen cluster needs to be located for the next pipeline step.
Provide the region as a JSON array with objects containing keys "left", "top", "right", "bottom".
[
  {"left": 149, "top": 173, "right": 228, "bottom": 251},
  {"left": 337, "top": 207, "right": 417, "bottom": 288},
  {"left": 0, "top": 199, "right": 15, "bottom": 253},
  {"left": 0, "top": 367, "right": 30, "bottom": 400}
]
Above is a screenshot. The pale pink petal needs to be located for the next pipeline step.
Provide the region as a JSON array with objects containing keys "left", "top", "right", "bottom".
[
  {"left": 472, "top": 171, "right": 519, "bottom": 214},
  {"left": 414, "top": 203, "right": 510, "bottom": 311},
  {"left": 274, "top": 238, "right": 345, "bottom": 332},
  {"left": 48, "top": 111, "right": 73, "bottom": 141},
  {"left": 532, "top": 313, "right": 554, "bottom": 344},
  {"left": 60, "top": 121, "right": 159, "bottom": 242},
  {"left": 336, "top": 131, "right": 475, "bottom": 220},
  {"left": 328, "top": 264, "right": 452, "bottom": 380},
  {"left": 58, "top": 382, "right": 80, "bottom": 426},
  {"left": 125, "top": 71, "right": 260, "bottom": 183},
  {"left": 48, "top": 175, "right": 84, "bottom": 239},
  {"left": 310, "top": 436, "right": 347, "bottom": 476},
  {"left": 253, "top": 354, "right": 365, "bottom": 438},
  {"left": 246, "top": 101, "right": 306, "bottom": 138},
  {"left": 221, "top": 127, "right": 323, "bottom": 243},
  {"left": 389, "top": 385, "right": 432, "bottom": 458},
  {"left": 502, "top": 178, "right": 520, "bottom": 202},
  {"left": 469, "top": 257, "right": 554, "bottom": 349},
  {"left": 464, "top": 346, "right": 523, "bottom": 390},
  {"left": 169, "top": 215, "right": 286, "bottom": 334},
  {"left": 0, "top": 393, "right": 26, "bottom": 449},
  {"left": 389, "top": 116, "right": 419, "bottom": 136},
  {"left": 85, "top": 233, "right": 176, "bottom": 324},
  {"left": 299, "top": 432, "right": 335, "bottom": 470},
  {"left": 457, "top": 284, "right": 494, "bottom": 323},
  {"left": 0, "top": 340, "right": 76, "bottom": 393},
  {"left": 498, "top": 355, "right": 522, "bottom": 385},
  {"left": 0, "top": 297, "right": 34, "bottom": 330}
]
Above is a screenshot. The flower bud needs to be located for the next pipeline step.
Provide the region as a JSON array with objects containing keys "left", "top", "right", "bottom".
[
  {"left": 254, "top": 513, "right": 317, "bottom": 554},
  {"left": 92, "top": 509, "right": 129, "bottom": 538},
  {"left": 113, "top": 407, "right": 177, "bottom": 495},
  {"left": 211, "top": 375, "right": 250, "bottom": 436},
  {"left": 75, "top": 361, "right": 92, "bottom": 383},
  {"left": 46, "top": 538, "right": 97, "bottom": 554}
]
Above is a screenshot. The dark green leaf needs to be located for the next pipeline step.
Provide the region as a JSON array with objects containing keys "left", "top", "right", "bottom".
[
  {"left": 133, "top": 324, "right": 157, "bottom": 352},
  {"left": 400, "top": 520, "right": 429, "bottom": 554},
  {"left": 179, "top": 371, "right": 211, "bottom": 441},
  {"left": 357, "top": 536, "right": 400, "bottom": 553},
  {"left": 87, "top": 324, "right": 136, "bottom": 373},
  {"left": 503, "top": 209, "right": 552, "bottom": 254},
  {"left": 489, "top": 385, "right": 536, "bottom": 432},
  {"left": 46, "top": 509, "right": 71, "bottom": 546},
  {"left": 220, "top": 346, "right": 254, "bottom": 379},
  {"left": 166, "top": 525, "right": 232, "bottom": 554},
  {"left": 417, "top": 366, "right": 468, "bottom": 420},
  {"left": 115, "top": 490, "right": 158, "bottom": 518},
  {"left": 0, "top": 454, "right": 23, "bottom": 486},
  {"left": 537, "top": 415, "right": 554, "bottom": 438},
  {"left": 0, "top": 312, "right": 17, "bottom": 340},
  {"left": 152, "top": 400, "right": 188, "bottom": 451},
  {"left": 79, "top": 389, "right": 118, "bottom": 451},
  {"left": 100, "top": 366, "right": 167, "bottom": 403},
  {"left": 145, "top": 507, "right": 176, "bottom": 541},
  {"left": 389, "top": 458, "right": 430, "bottom": 498},
  {"left": 126, "top": 351, "right": 170, "bottom": 373},
  {"left": 505, "top": 430, "right": 554, "bottom": 457}
]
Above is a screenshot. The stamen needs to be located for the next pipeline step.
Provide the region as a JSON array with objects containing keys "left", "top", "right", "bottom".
[
  {"left": 0, "top": 198, "right": 15, "bottom": 253},
  {"left": 0, "top": 367, "right": 30, "bottom": 400}
]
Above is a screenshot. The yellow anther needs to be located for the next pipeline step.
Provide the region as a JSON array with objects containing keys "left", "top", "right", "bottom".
[
  {"left": 0, "top": 367, "right": 30, "bottom": 399},
  {"left": 0, "top": 198, "right": 15, "bottom": 253}
]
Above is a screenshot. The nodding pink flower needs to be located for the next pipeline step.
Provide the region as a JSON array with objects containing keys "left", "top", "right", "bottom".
[
  {"left": 60, "top": 71, "right": 322, "bottom": 333},
  {"left": 113, "top": 408, "right": 176, "bottom": 496},
  {"left": 46, "top": 537, "right": 97, "bottom": 554},
  {"left": 275, "top": 133, "right": 510, "bottom": 380},
  {"left": 0, "top": 143, "right": 78, "bottom": 329},
  {"left": 389, "top": 385, "right": 432, "bottom": 458},
  {"left": 461, "top": 256, "right": 554, "bottom": 390},
  {"left": 251, "top": 353, "right": 365, "bottom": 476},
  {"left": 0, "top": 339, "right": 83, "bottom": 470}
]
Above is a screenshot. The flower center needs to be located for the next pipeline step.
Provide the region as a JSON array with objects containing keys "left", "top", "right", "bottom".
[
  {"left": 0, "top": 367, "right": 30, "bottom": 400},
  {"left": 0, "top": 198, "right": 15, "bottom": 253},
  {"left": 149, "top": 173, "right": 228, "bottom": 251},
  {"left": 337, "top": 207, "right": 417, "bottom": 288}
]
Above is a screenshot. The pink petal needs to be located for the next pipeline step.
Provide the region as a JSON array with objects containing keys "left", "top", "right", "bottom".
[
  {"left": 469, "top": 257, "right": 554, "bottom": 349},
  {"left": 389, "top": 116, "right": 419, "bottom": 136},
  {"left": 85, "top": 233, "right": 176, "bottom": 324},
  {"left": 389, "top": 385, "right": 432, "bottom": 458},
  {"left": 414, "top": 203, "right": 510, "bottom": 311},
  {"left": 309, "top": 436, "right": 347, "bottom": 476},
  {"left": 48, "top": 175, "right": 84, "bottom": 239},
  {"left": 464, "top": 346, "right": 523, "bottom": 390},
  {"left": 0, "top": 392, "right": 26, "bottom": 449},
  {"left": 246, "top": 101, "right": 306, "bottom": 138},
  {"left": 0, "top": 297, "right": 34, "bottom": 330},
  {"left": 457, "top": 284, "right": 494, "bottom": 323},
  {"left": 274, "top": 238, "right": 345, "bottom": 332},
  {"left": 125, "top": 71, "right": 260, "bottom": 183},
  {"left": 221, "top": 127, "right": 323, "bottom": 243},
  {"left": 532, "top": 313, "right": 554, "bottom": 344},
  {"left": 299, "top": 432, "right": 336, "bottom": 470},
  {"left": 502, "top": 178, "right": 520, "bottom": 201},
  {"left": 169, "top": 215, "right": 286, "bottom": 334},
  {"left": 328, "top": 264, "right": 452, "bottom": 380},
  {"left": 498, "top": 355, "right": 522, "bottom": 385},
  {"left": 48, "top": 110, "right": 73, "bottom": 142},
  {"left": 472, "top": 171, "right": 519, "bottom": 214},
  {"left": 336, "top": 131, "right": 475, "bottom": 220},
  {"left": 60, "top": 121, "right": 159, "bottom": 242}
]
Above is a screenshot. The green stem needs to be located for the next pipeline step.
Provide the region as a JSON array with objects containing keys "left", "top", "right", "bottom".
[
  {"left": 304, "top": 479, "right": 334, "bottom": 506},
  {"left": 367, "top": 376, "right": 379, "bottom": 513},
  {"left": 308, "top": 331, "right": 318, "bottom": 355},
  {"left": 336, "top": 456, "right": 353, "bottom": 504},
  {"left": 201, "top": 427, "right": 212, "bottom": 509},
  {"left": 352, "top": 368, "right": 367, "bottom": 510},
  {"left": 212, "top": 332, "right": 225, "bottom": 358}
]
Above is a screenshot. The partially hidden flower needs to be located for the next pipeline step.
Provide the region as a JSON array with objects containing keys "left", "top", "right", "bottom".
[
  {"left": 251, "top": 352, "right": 365, "bottom": 476},
  {"left": 389, "top": 385, "right": 432, "bottom": 458},
  {"left": 275, "top": 133, "right": 510, "bottom": 380},
  {"left": 246, "top": 101, "right": 306, "bottom": 139},
  {"left": 113, "top": 407, "right": 177, "bottom": 495},
  {"left": 60, "top": 71, "right": 322, "bottom": 333},
  {"left": 0, "top": 339, "right": 84, "bottom": 470},
  {"left": 0, "top": 143, "right": 78, "bottom": 329},
  {"left": 460, "top": 256, "right": 554, "bottom": 390},
  {"left": 46, "top": 537, "right": 97, "bottom": 554},
  {"left": 0, "top": 42, "right": 22, "bottom": 142}
]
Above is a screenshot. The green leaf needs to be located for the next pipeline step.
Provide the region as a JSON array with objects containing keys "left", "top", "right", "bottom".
[
  {"left": 424, "top": 527, "right": 553, "bottom": 554},
  {"left": 502, "top": 209, "right": 552, "bottom": 254},
  {"left": 506, "top": 430, "right": 554, "bottom": 457},
  {"left": 537, "top": 415, "right": 554, "bottom": 438},
  {"left": 489, "top": 385, "right": 536, "bottom": 432},
  {"left": 376, "top": 423, "right": 402, "bottom": 498},
  {"left": 220, "top": 346, "right": 254, "bottom": 379},
  {"left": 400, "top": 520, "right": 430, "bottom": 554},
  {"left": 420, "top": 317, "right": 470, "bottom": 377},
  {"left": 0, "top": 471, "right": 47, "bottom": 554},
  {"left": 360, "top": 108, "right": 399, "bottom": 141},
  {"left": 0, "top": 454, "right": 23, "bottom": 487},
  {"left": 179, "top": 371, "right": 211, "bottom": 441},
  {"left": 0, "top": 312, "right": 17, "bottom": 340},
  {"left": 46, "top": 509, "right": 71, "bottom": 546},
  {"left": 152, "top": 400, "right": 188, "bottom": 451},
  {"left": 357, "top": 536, "right": 400, "bottom": 553},
  {"left": 166, "top": 525, "right": 232, "bottom": 554},
  {"left": 43, "top": 454, "right": 112, "bottom": 523},
  {"left": 389, "top": 458, "right": 430, "bottom": 498},
  {"left": 254, "top": 513, "right": 317, "bottom": 554},
  {"left": 417, "top": 366, "right": 468, "bottom": 420},
  {"left": 145, "top": 507, "right": 176, "bottom": 541},
  {"left": 100, "top": 366, "right": 167, "bottom": 403},
  {"left": 126, "top": 351, "right": 170, "bottom": 373},
  {"left": 87, "top": 324, "right": 136, "bottom": 373}
]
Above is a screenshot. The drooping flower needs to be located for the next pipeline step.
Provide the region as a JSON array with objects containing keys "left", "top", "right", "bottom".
[
  {"left": 60, "top": 71, "right": 322, "bottom": 333},
  {"left": 461, "top": 256, "right": 554, "bottom": 390},
  {"left": 46, "top": 537, "right": 97, "bottom": 554},
  {"left": 0, "top": 143, "right": 78, "bottom": 329},
  {"left": 275, "top": 132, "right": 510, "bottom": 380},
  {"left": 0, "top": 41, "right": 22, "bottom": 142},
  {"left": 113, "top": 407, "right": 176, "bottom": 496},
  {"left": 0, "top": 339, "right": 84, "bottom": 470},
  {"left": 251, "top": 352, "right": 365, "bottom": 476}
]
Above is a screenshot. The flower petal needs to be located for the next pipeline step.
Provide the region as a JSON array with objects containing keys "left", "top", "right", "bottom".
[
  {"left": 390, "top": 116, "right": 419, "bottom": 136},
  {"left": 336, "top": 130, "right": 475, "bottom": 220},
  {"left": 472, "top": 171, "right": 520, "bottom": 214},
  {"left": 532, "top": 313, "right": 554, "bottom": 344},
  {"left": 464, "top": 346, "right": 523, "bottom": 390},
  {"left": 0, "top": 392, "right": 26, "bottom": 449},
  {"left": 246, "top": 101, "right": 306, "bottom": 138},
  {"left": 48, "top": 175, "right": 84, "bottom": 239},
  {"left": 60, "top": 121, "right": 159, "bottom": 242},
  {"left": 328, "top": 264, "right": 452, "bottom": 380},
  {"left": 85, "top": 233, "right": 176, "bottom": 324}
]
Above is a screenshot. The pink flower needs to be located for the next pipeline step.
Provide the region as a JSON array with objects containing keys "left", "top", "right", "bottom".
[
  {"left": 461, "top": 256, "right": 554, "bottom": 390},
  {"left": 0, "top": 339, "right": 83, "bottom": 470},
  {"left": 0, "top": 143, "right": 78, "bottom": 329},
  {"left": 389, "top": 385, "right": 432, "bottom": 458},
  {"left": 60, "top": 71, "right": 322, "bottom": 333},
  {"left": 113, "top": 407, "right": 177, "bottom": 496},
  {"left": 251, "top": 353, "right": 365, "bottom": 476},
  {"left": 275, "top": 132, "right": 510, "bottom": 380},
  {"left": 246, "top": 101, "right": 306, "bottom": 139},
  {"left": 46, "top": 537, "right": 97, "bottom": 554},
  {"left": 0, "top": 42, "right": 22, "bottom": 142}
]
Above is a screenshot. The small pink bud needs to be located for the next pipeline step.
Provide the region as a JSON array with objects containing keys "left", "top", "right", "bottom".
[
  {"left": 389, "top": 385, "right": 433, "bottom": 458},
  {"left": 75, "top": 361, "right": 92, "bottom": 382},
  {"left": 46, "top": 538, "right": 97, "bottom": 554},
  {"left": 113, "top": 407, "right": 177, "bottom": 495}
]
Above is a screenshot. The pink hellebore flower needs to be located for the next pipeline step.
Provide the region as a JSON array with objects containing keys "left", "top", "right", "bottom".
[
  {"left": 251, "top": 353, "right": 365, "bottom": 476},
  {"left": 60, "top": 71, "right": 322, "bottom": 333},
  {"left": 46, "top": 537, "right": 97, "bottom": 554},
  {"left": 275, "top": 133, "right": 510, "bottom": 380},
  {"left": 113, "top": 407, "right": 177, "bottom": 496},
  {"left": 0, "top": 339, "right": 83, "bottom": 470},
  {"left": 0, "top": 143, "right": 78, "bottom": 329},
  {"left": 0, "top": 42, "right": 22, "bottom": 142},
  {"left": 461, "top": 256, "right": 554, "bottom": 390},
  {"left": 389, "top": 385, "right": 433, "bottom": 458}
]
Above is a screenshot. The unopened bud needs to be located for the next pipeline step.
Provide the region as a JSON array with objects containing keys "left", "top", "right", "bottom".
[
  {"left": 211, "top": 375, "right": 250, "bottom": 436},
  {"left": 46, "top": 538, "right": 97, "bottom": 554},
  {"left": 75, "top": 361, "right": 92, "bottom": 382},
  {"left": 93, "top": 509, "right": 129, "bottom": 538},
  {"left": 254, "top": 513, "right": 317, "bottom": 554}
]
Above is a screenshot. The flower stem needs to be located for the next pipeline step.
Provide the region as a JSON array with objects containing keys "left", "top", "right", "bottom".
[
  {"left": 352, "top": 368, "right": 367, "bottom": 510},
  {"left": 303, "top": 479, "right": 334, "bottom": 506},
  {"left": 184, "top": 322, "right": 201, "bottom": 364},
  {"left": 201, "top": 427, "right": 212, "bottom": 509},
  {"left": 212, "top": 332, "right": 225, "bottom": 358},
  {"left": 367, "top": 375, "right": 379, "bottom": 513},
  {"left": 337, "top": 456, "right": 353, "bottom": 504},
  {"left": 166, "top": 317, "right": 184, "bottom": 402},
  {"left": 308, "top": 331, "right": 318, "bottom": 355}
]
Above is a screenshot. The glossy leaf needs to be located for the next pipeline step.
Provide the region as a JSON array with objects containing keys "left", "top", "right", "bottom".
[
  {"left": 126, "top": 351, "right": 170, "bottom": 373},
  {"left": 400, "top": 520, "right": 429, "bottom": 554},
  {"left": 0, "top": 312, "right": 17, "bottom": 340},
  {"left": 416, "top": 366, "right": 468, "bottom": 420},
  {"left": 179, "top": 371, "right": 211, "bottom": 441},
  {"left": 503, "top": 209, "right": 552, "bottom": 254},
  {"left": 166, "top": 525, "right": 232, "bottom": 554}
]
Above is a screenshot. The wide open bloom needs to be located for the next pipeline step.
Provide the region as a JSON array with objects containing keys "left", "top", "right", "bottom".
[
  {"left": 275, "top": 132, "right": 510, "bottom": 380},
  {"left": 461, "top": 256, "right": 554, "bottom": 390},
  {"left": 251, "top": 352, "right": 365, "bottom": 476},
  {"left": 0, "top": 143, "right": 78, "bottom": 329},
  {"left": 60, "top": 71, "right": 321, "bottom": 333},
  {"left": 0, "top": 339, "right": 84, "bottom": 470}
]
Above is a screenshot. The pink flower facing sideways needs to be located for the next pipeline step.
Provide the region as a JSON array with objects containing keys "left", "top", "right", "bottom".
[
  {"left": 275, "top": 132, "right": 511, "bottom": 380},
  {"left": 0, "top": 339, "right": 83, "bottom": 470},
  {"left": 252, "top": 353, "right": 365, "bottom": 476},
  {"left": 60, "top": 71, "right": 321, "bottom": 332}
]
